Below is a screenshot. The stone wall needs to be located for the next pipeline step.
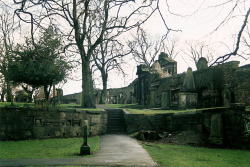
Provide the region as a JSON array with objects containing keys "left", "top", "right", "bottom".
[
  {"left": 136, "top": 59, "right": 250, "bottom": 109},
  {"left": 123, "top": 110, "right": 203, "bottom": 134},
  {"left": 123, "top": 104, "right": 250, "bottom": 149},
  {"left": 230, "top": 65, "right": 250, "bottom": 106},
  {"left": 104, "top": 81, "right": 135, "bottom": 104},
  {"left": 60, "top": 81, "right": 136, "bottom": 105},
  {"left": 0, "top": 107, "right": 107, "bottom": 141},
  {"left": 123, "top": 110, "right": 169, "bottom": 134},
  {"left": 61, "top": 93, "right": 81, "bottom": 104}
]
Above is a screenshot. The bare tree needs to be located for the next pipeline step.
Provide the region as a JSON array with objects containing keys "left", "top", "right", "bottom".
[
  {"left": 184, "top": 41, "right": 215, "bottom": 68},
  {"left": 161, "top": 34, "right": 179, "bottom": 59},
  {"left": 128, "top": 27, "right": 179, "bottom": 67},
  {"left": 0, "top": 12, "right": 17, "bottom": 104},
  {"left": 208, "top": 3, "right": 250, "bottom": 66},
  {"left": 12, "top": 0, "right": 176, "bottom": 108},
  {"left": 93, "top": 34, "right": 130, "bottom": 104},
  {"left": 128, "top": 28, "right": 165, "bottom": 67}
]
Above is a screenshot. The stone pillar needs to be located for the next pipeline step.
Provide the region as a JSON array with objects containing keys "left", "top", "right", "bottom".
[
  {"left": 80, "top": 120, "right": 90, "bottom": 155},
  {"left": 150, "top": 90, "right": 156, "bottom": 107},
  {"left": 161, "top": 91, "right": 170, "bottom": 109},
  {"left": 178, "top": 92, "right": 197, "bottom": 109},
  {"left": 209, "top": 113, "right": 223, "bottom": 145},
  {"left": 178, "top": 93, "right": 187, "bottom": 109}
]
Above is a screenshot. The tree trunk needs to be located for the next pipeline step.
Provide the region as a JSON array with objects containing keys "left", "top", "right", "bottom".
[
  {"left": 1, "top": 82, "right": 6, "bottom": 102},
  {"left": 27, "top": 91, "right": 33, "bottom": 103},
  {"left": 99, "top": 72, "right": 108, "bottom": 104},
  {"left": 22, "top": 85, "right": 34, "bottom": 103},
  {"left": 6, "top": 80, "right": 12, "bottom": 102},
  {"left": 44, "top": 85, "right": 52, "bottom": 102},
  {"left": 1, "top": 93, "right": 5, "bottom": 102},
  {"left": 81, "top": 60, "right": 96, "bottom": 108}
]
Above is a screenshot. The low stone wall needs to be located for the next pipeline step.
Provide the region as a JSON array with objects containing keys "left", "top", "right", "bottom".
[
  {"left": 0, "top": 107, "right": 107, "bottom": 141},
  {"left": 123, "top": 104, "right": 250, "bottom": 149},
  {"left": 123, "top": 110, "right": 204, "bottom": 134},
  {"left": 124, "top": 110, "right": 170, "bottom": 134}
]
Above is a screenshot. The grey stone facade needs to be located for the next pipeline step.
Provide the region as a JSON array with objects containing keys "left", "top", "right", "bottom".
[
  {"left": 0, "top": 107, "right": 107, "bottom": 141},
  {"left": 124, "top": 104, "right": 250, "bottom": 149},
  {"left": 135, "top": 54, "right": 250, "bottom": 109}
]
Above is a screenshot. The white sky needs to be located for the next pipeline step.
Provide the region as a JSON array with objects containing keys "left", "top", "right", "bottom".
[
  {"left": 62, "top": 0, "right": 250, "bottom": 95},
  {"left": 1, "top": 0, "right": 249, "bottom": 95}
]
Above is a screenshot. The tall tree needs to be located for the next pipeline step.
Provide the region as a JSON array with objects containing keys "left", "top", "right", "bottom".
[
  {"left": 93, "top": 35, "right": 130, "bottom": 104},
  {"left": 184, "top": 41, "right": 215, "bottom": 68},
  {"left": 210, "top": 7, "right": 250, "bottom": 66},
  {"left": 0, "top": 13, "right": 16, "bottom": 103},
  {"left": 9, "top": 26, "right": 70, "bottom": 101},
  {"left": 128, "top": 27, "right": 166, "bottom": 67},
  {"left": 13, "top": 0, "right": 172, "bottom": 108}
]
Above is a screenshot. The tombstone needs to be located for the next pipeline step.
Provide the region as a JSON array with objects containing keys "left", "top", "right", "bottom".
[
  {"left": 178, "top": 93, "right": 187, "bottom": 109},
  {"left": 150, "top": 90, "right": 156, "bottom": 107},
  {"left": 179, "top": 68, "right": 197, "bottom": 109},
  {"left": 209, "top": 113, "right": 223, "bottom": 145},
  {"left": 151, "top": 61, "right": 162, "bottom": 72},
  {"left": 161, "top": 91, "right": 170, "bottom": 109},
  {"left": 196, "top": 57, "right": 208, "bottom": 71},
  {"left": 181, "top": 67, "right": 196, "bottom": 92},
  {"left": 222, "top": 89, "right": 231, "bottom": 107},
  {"left": 80, "top": 120, "right": 90, "bottom": 155}
]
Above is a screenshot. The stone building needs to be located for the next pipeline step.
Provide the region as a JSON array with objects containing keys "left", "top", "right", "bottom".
[
  {"left": 60, "top": 80, "right": 135, "bottom": 105},
  {"left": 60, "top": 52, "right": 249, "bottom": 108},
  {"left": 135, "top": 53, "right": 250, "bottom": 109}
]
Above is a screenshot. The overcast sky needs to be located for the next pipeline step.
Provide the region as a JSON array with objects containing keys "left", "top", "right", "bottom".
[
  {"left": 1, "top": 0, "right": 249, "bottom": 95},
  {"left": 62, "top": 0, "right": 250, "bottom": 95}
]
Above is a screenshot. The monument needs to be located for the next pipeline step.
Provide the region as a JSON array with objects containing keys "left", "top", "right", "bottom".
[{"left": 80, "top": 120, "right": 90, "bottom": 155}]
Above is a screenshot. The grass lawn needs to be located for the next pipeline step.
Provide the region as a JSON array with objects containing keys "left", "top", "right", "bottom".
[
  {"left": 104, "top": 104, "right": 227, "bottom": 115},
  {"left": 125, "top": 108, "right": 196, "bottom": 114},
  {"left": 141, "top": 142, "right": 250, "bottom": 167},
  {"left": 0, "top": 136, "right": 99, "bottom": 159},
  {"left": 57, "top": 103, "right": 102, "bottom": 111},
  {"left": 0, "top": 102, "right": 35, "bottom": 108},
  {"left": 0, "top": 102, "right": 102, "bottom": 111}
]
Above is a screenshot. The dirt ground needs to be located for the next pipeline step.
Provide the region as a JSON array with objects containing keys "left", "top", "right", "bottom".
[
  {"left": 132, "top": 130, "right": 206, "bottom": 147},
  {"left": 157, "top": 130, "right": 205, "bottom": 146}
]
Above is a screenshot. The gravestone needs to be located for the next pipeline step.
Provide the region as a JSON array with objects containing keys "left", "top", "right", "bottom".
[
  {"left": 181, "top": 67, "right": 196, "bottom": 92},
  {"left": 80, "top": 120, "right": 90, "bottom": 155},
  {"left": 150, "top": 90, "right": 156, "bottom": 107},
  {"left": 196, "top": 57, "right": 208, "bottom": 71},
  {"left": 209, "top": 113, "right": 223, "bottom": 145},
  {"left": 161, "top": 91, "right": 170, "bottom": 109},
  {"left": 179, "top": 67, "right": 197, "bottom": 109},
  {"left": 222, "top": 89, "right": 231, "bottom": 107}
]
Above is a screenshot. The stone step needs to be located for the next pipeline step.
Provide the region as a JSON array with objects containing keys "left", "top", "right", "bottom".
[
  {"left": 107, "top": 123, "right": 126, "bottom": 126},
  {"left": 108, "top": 115, "right": 124, "bottom": 118},
  {"left": 107, "top": 124, "right": 126, "bottom": 128},
  {"left": 108, "top": 122, "right": 126, "bottom": 126},
  {"left": 107, "top": 110, "right": 127, "bottom": 134},
  {"left": 107, "top": 128, "right": 127, "bottom": 133},
  {"left": 107, "top": 114, "right": 124, "bottom": 117},
  {"left": 108, "top": 118, "right": 124, "bottom": 122}
]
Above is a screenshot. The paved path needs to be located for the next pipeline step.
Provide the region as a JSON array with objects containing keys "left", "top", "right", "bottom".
[{"left": 0, "top": 134, "right": 157, "bottom": 167}]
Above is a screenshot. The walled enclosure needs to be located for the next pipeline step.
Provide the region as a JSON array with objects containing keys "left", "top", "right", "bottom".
[
  {"left": 0, "top": 107, "right": 107, "bottom": 141},
  {"left": 135, "top": 53, "right": 250, "bottom": 109},
  {"left": 0, "top": 104, "right": 249, "bottom": 149},
  {"left": 124, "top": 104, "right": 250, "bottom": 149}
]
